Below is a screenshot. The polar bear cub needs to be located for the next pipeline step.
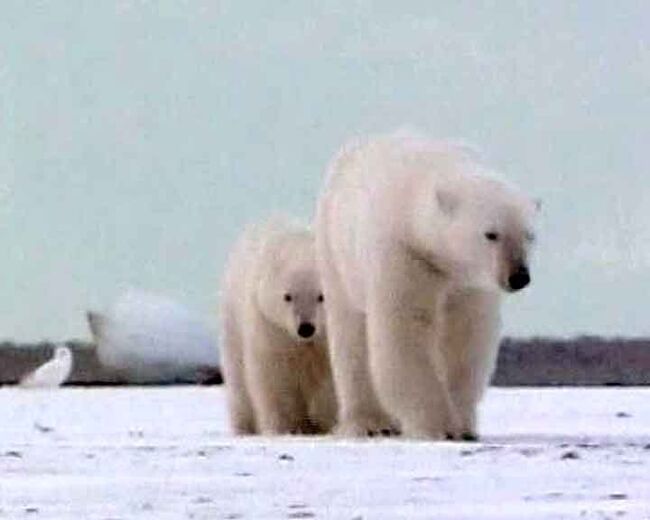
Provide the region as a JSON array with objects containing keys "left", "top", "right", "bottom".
[
  {"left": 315, "top": 133, "right": 538, "bottom": 440},
  {"left": 220, "top": 217, "right": 336, "bottom": 435}
]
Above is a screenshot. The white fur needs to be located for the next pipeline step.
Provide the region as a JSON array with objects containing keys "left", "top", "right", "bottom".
[
  {"left": 315, "top": 133, "right": 537, "bottom": 439},
  {"left": 220, "top": 217, "right": 336, "bottom": 436}
]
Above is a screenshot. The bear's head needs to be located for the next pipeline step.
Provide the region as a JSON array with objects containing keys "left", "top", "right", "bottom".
[
  {"left": 256, "top": 231, "right": 327, "bottom": 343},
  {"left": 415, "top": 167, "right": 538, "bottom": 293}
]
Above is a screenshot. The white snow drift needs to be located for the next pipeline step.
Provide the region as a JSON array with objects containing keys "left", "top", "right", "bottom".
[{"left": 87, "top": 289, "right": 219, "bottom": 383}]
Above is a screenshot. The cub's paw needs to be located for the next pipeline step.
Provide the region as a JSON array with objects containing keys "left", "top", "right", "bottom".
[
  {"left": 400, "top": 422, "right": 449, "bottom": 440},
  {"left": 460, "top": 431, "right": 479, "bottom": 442},
  {"left": 367, "top": 427, "right": 400, "bottom": 438},
  {"left": 445, "top": 431, "right": 479, "bottom": 442},
  {"left": 335, "top": 416, "right": 398, "bottom": 439}
]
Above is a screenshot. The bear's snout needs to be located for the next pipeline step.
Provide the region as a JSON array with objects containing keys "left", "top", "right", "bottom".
[
  {"left": 507, "top": 265, "right": 530, "bottom": 291},
  {"left": 297, "top": 322, "right": 316, "bottom": 339}
]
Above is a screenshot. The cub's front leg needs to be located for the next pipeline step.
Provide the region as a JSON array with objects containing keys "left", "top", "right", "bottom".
[
  {"left": 221, "top": 306, "right": 256, "bottom": 435},
  {"left": 244, "top": 322, "right": 304, "bottom": 435}
]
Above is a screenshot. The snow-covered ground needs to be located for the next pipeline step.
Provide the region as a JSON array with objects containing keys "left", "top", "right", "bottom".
[{"left": 0, "top": 387, "right": 648, "bottom": 520}]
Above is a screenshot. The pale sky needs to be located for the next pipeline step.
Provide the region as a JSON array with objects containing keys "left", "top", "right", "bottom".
[{"left": 1, "top": 1, "right": 649, "bottom": 341}]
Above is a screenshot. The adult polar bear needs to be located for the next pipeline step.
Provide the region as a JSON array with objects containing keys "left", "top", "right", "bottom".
[{"left": 315, "top": 133, "right": 537, "bottom": 440}]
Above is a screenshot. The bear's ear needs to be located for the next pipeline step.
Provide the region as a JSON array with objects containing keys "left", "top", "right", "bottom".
[
  {"left": 436, "top": 188, "right": 460, "bottom": 217},
  {"left": 534, "top": 198, "right": 542, "bottom": 212}
]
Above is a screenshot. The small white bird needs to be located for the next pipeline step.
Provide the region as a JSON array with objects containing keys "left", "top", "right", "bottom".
[{"left": 19, "top": 345, "right": 73, "bottom": 388}]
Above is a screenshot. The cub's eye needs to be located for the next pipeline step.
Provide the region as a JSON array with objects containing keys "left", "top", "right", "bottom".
[
  {"left": 283, "top": 293, "right": 292, "bottom": 302},
  {"left": 525, "top": 231, "right": 536, "bottom": 243},
  {"left": 485, "top": 231, "right": 500, "bottom": 242},
  {"left": 317, "top": 293, "right": 324, "bottom": 303}
]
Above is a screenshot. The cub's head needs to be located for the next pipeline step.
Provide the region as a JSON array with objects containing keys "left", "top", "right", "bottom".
[
  {"left": 256, "top": 231, "right": 326, "bottom": 343},
  {"left": 418, "top": 170, "right": 538, "bottom": 293}
]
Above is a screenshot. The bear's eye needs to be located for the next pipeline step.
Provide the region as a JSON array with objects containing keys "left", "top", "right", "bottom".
[
  {"left": 317, "top": 293, "right": 324, "bottom": 303},
  {"left": 485, "top": 231, "right": 500, "bottom": 242},
  {"left": 283, "top": 293, "right": 292, "bottom": 302},
  {"left": 525, "top": 231, "right": 536, "bottom": 243}
]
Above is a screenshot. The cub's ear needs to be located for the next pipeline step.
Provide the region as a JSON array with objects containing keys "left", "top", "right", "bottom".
[
  {"left": 534, "top": 198, "right": 542, "bottom": 212},
  {"left": 436, "top": 188, "right": 460, "bottom": 217}
]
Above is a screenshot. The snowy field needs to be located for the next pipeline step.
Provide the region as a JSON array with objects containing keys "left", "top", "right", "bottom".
[{"left": 0, "top": 387, "right": 648, "bottom": 520}]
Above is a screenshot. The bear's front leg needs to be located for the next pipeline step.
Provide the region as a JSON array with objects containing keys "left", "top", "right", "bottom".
[
  {"left": 244, "top": 324, "right": 304, "bottom": 435},
  {"left": 246, "top": 351, "right": 304, "bottom": 435},
  {"left": 221, "top": 309, "right": 257, "bottom": 435},
  {"left": 326, "top": 301, "right": 395, "bottom": 437},
  {"left": 442, "top": 288, "right": 502, "bottom": 441},
  {"left": 316, "top": 235, "right": 395, "bottom": 438},
  {"left": 365, "top": 253, "right": 461, "bottom": 440}
]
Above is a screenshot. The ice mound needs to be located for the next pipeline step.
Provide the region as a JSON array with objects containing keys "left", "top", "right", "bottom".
[{"left": 87, "top": 289, "right": 219, "bottom": 383}]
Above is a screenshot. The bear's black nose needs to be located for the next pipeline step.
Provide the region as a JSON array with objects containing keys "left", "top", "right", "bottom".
[
  {"left": 508, "top": 266, "right": 530, "bottom": 291},
  {"left": 297, "top": 322, "right": 316, "bottom": 339}
]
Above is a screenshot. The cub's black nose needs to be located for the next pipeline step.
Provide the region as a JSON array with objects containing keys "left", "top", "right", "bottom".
[
  {"left": 297, "top": 322, "right": 316, "bottom": 339},
  {"left": 508, "top": 266, "right": 530, "bottom": 291}
]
